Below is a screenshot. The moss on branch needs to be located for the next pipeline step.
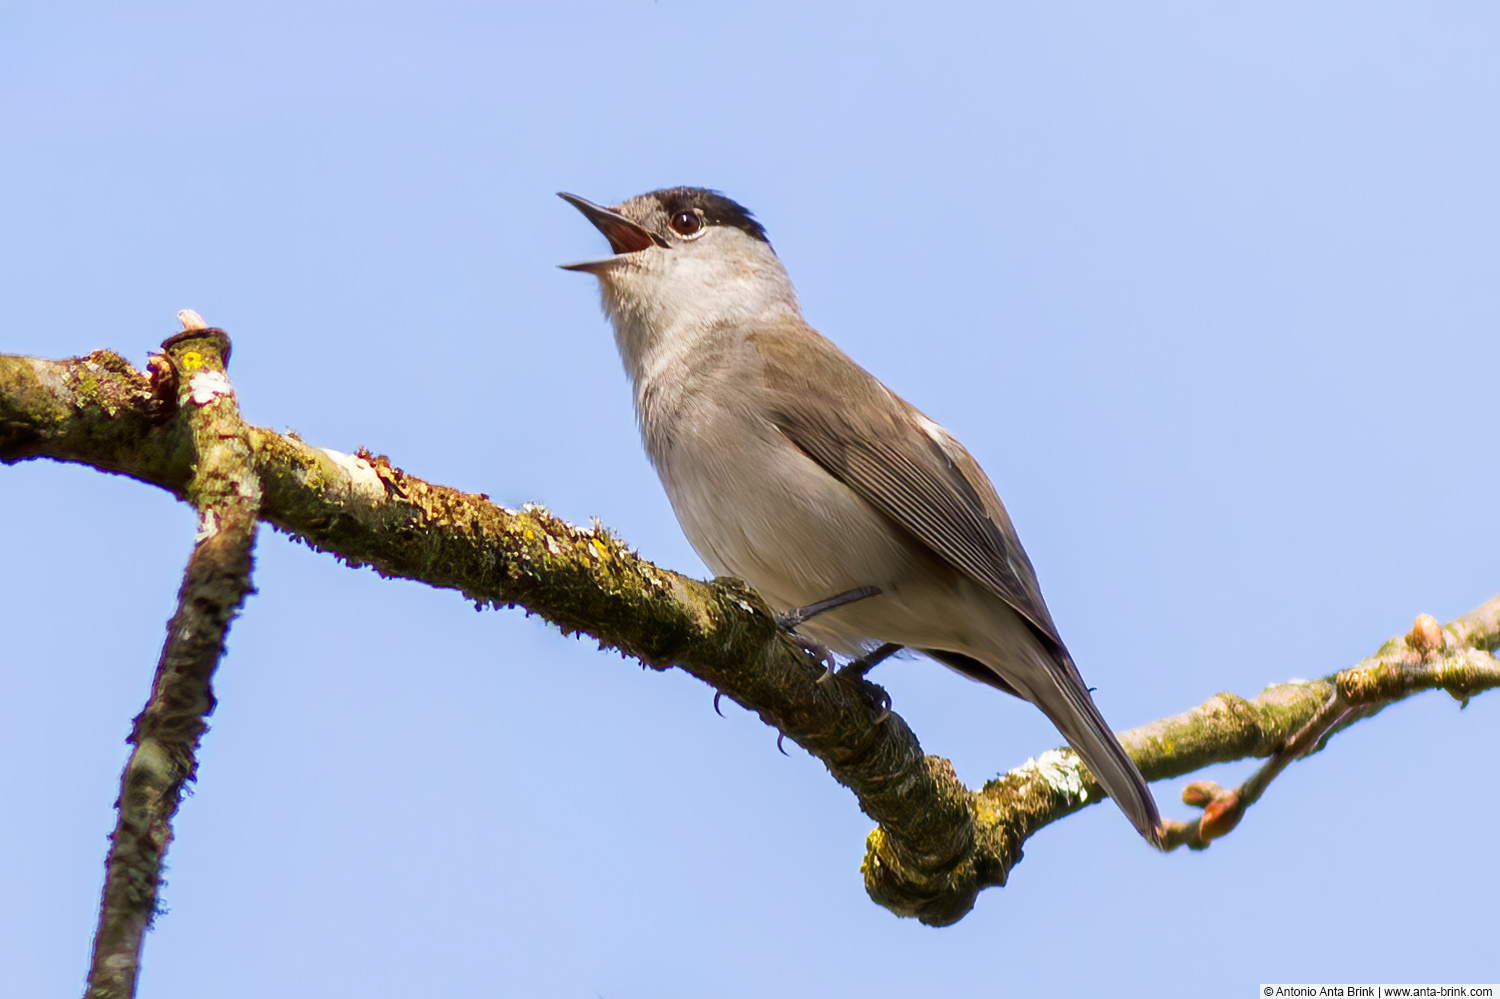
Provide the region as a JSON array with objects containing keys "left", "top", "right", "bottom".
[{"left": 5, "top": 346, "right": 1499, "bottom": 926}]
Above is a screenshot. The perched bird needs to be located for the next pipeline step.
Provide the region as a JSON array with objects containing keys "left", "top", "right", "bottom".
[{"left": 559, "top": 187, "right": 1162, "bottom": 845}]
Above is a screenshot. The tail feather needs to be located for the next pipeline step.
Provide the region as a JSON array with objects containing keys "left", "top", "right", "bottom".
[
  {"left": 968, "top": 640, "right": 1161, "bottom": 845},
  {"left": 1028, "top": 654, "right": 1162, "bottom": 845}
]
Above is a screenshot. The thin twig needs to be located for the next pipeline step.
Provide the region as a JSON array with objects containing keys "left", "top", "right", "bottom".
[{"left": 1159, "top": 612, "right": 1500, "bottom": 850}]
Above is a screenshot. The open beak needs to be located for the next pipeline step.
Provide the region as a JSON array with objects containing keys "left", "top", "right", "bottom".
[{"left": 557, "top": 192, "right": 665, "bottom": 272}]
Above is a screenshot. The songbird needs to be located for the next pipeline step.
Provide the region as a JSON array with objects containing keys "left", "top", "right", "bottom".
[{"left": 559, "top": 187, "right": 1161, "bottom": 845}]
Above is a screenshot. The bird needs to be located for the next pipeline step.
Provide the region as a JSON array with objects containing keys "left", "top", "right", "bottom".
[{"left": 558, "top": 186, "right": 1162, "bottom": 845}]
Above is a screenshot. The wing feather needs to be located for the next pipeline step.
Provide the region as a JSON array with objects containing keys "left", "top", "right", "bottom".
[
  {"left": 750, "top": 326, "right": 1162, "bottom": 842},
  {"left": 751, "top": 327, "right": 1064, "bottom": 653}
]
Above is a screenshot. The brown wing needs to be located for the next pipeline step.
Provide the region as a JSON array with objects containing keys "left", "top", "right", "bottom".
[
  {"left": 751, "top": 325, "right": 1163, "bottom": 843},
  {"left": 750, "top": 326, "right": 1065, "bottom": 655}
]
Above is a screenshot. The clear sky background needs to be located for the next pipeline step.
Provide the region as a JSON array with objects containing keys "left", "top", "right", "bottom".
[{"left": 3, "top": 3, "right": 1498, "bottom": 996}]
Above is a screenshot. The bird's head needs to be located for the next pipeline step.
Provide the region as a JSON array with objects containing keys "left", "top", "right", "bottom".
[{"left": 559, "top": 187, "right": 799, "bottom": 367}]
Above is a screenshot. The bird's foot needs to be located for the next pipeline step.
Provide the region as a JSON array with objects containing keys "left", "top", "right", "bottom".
[
  {"left": 855, "top": 677, "right": 893, "bottom": 723},
  {"left": 788, "top": 634, "right": 838, "bottom": 678},
  {"left": 775, "top": 586, "right": 881, "bottom": 681},
  {"left": 833, "top": 642, "right": 901, "bottom": 722}
]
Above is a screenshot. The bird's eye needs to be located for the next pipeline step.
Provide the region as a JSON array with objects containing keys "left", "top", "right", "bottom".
[{"left": 669, "top": 209, "right": 704, "bottom": 238}]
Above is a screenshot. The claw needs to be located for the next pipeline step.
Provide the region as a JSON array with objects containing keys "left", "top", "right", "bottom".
[
  {"left": 786, "top": 633, "right": 837, "bottom": 677},
  {"left": 834, "top": 643, "right": 899, "bottom": 722},
  {"left": 713, "top": 691, "right": 725, "bottom": 718},
  {"left": 776, "top": 732, "right": 790, "bottom": 756},
  {"left": 854, "top": 678, "right": 893, "bottom": 723}
]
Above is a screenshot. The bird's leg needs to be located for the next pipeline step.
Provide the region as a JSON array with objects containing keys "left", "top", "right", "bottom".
[
  {"left": 774, "top": 585, "right": 881, "bottom": 630},
  {"left": 839, "top": 641, "right": 903, "bottom": 679},
  {"left": 774, "top": 586, "right": 881, "bottom": 680}
]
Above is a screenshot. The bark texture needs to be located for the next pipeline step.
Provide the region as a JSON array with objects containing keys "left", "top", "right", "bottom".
[
  {"left": 76, "top": 329, "right": 262, "bottom": 998},
  {"left": 4, "top": 345, "right": 1497, "bottom": 930}
]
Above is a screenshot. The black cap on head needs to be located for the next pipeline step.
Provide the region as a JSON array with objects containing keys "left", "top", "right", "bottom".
[{"left": 647, "top": 187, "right": 770, "bottom": 245}]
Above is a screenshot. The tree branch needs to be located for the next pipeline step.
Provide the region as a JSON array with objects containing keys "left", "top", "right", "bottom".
[
  {"left": 1152, "top": 608, "right": 1500, "bottom": 849},
  {"left": 82, "top": 320, "right": 261, "bottom": 998},
  {"left": 4, "top": 343, "right": 1497, "bottom": 929}
]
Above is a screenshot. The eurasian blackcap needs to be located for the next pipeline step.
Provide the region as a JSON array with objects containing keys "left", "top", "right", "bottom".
[{"left": 559, "top": 187, "right": 1162, "bottom": 845}]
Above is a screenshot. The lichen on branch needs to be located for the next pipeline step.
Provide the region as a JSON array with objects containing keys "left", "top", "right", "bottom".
[
  {"left": 82, "top": 324, "right": 263, "bottom": 999},
  {"left": 4, "top": 344, "right": 1498, "bottom": 929}
]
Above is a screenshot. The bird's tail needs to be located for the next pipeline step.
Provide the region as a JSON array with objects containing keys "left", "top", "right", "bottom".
[{"left": 1014, "top": 648, "right": 1163, "bottom": 846}]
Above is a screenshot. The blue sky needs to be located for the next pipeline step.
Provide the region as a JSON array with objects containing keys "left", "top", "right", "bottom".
[{"left": 3, "top": 3, "right": 1498, "bottom": 995}]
